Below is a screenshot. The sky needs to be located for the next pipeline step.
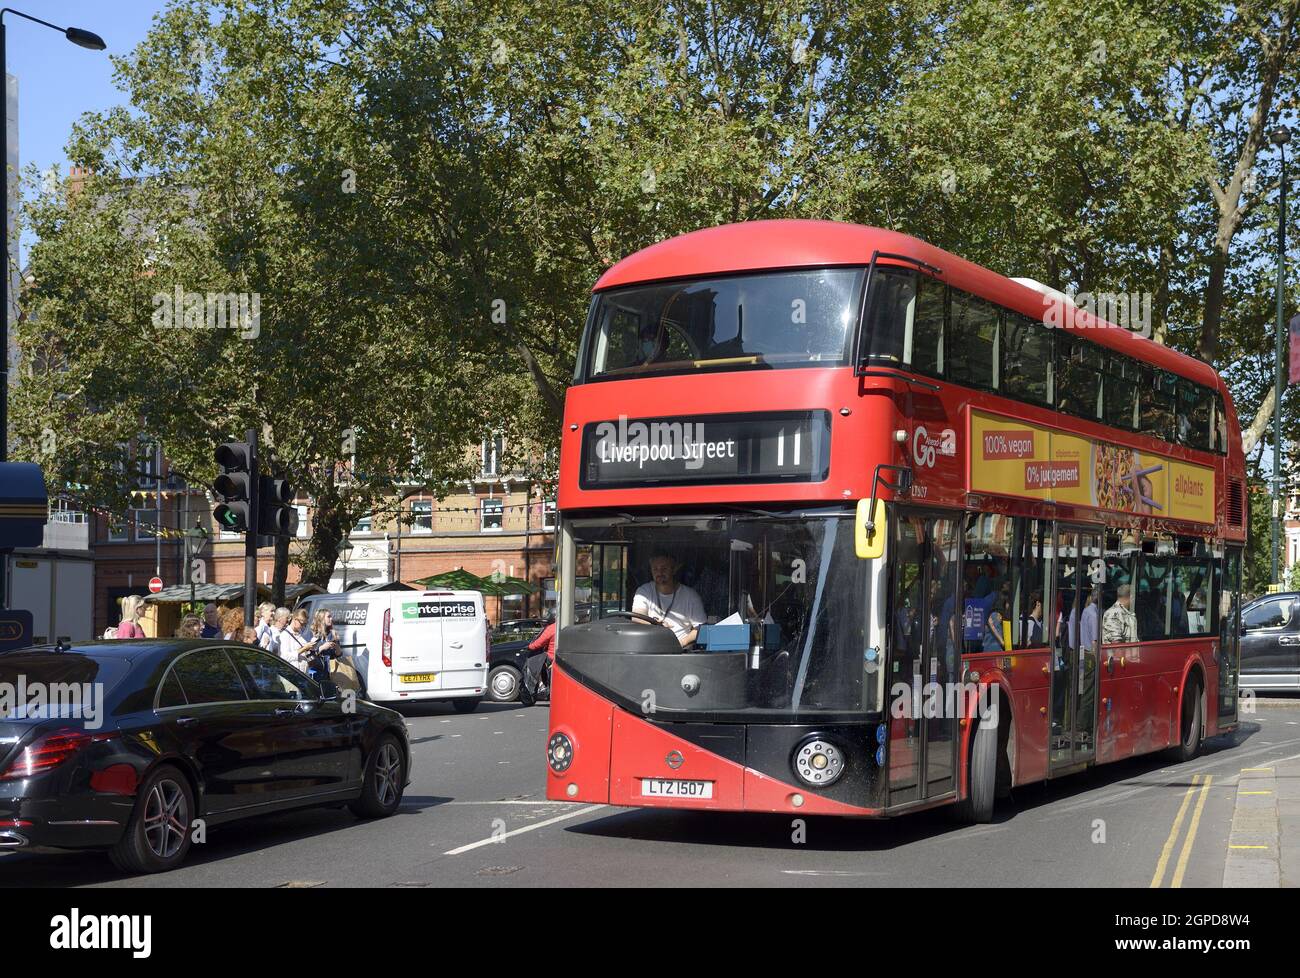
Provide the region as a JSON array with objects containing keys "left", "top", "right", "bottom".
[{"left": 6, "top": 0, "right": 164, "bottom": 253}]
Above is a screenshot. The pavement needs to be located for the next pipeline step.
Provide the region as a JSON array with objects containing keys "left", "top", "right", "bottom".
[{"left": 1, "top": 697, "right": 1299, "bottom": 887}]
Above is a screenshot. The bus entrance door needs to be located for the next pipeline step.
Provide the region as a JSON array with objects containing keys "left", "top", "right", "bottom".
[
  {"left": 886, "top": 512, "right": 960, "bottom": 806},
  {"left": 1050, "top": 528, "right": 1101, "bottom": 772}
]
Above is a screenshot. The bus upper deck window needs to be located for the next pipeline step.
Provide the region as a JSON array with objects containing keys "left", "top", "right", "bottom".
[{"left": 861, "top": 267, "right": 917, "bottom": 366}]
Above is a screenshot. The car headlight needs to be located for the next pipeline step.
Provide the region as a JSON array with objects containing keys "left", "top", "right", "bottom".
[
  {"left": 548, "top": 732, "right": 574, "bottom": 774},
  {"left": 792, "top": 736, "right": 845, "bottom": 788}
]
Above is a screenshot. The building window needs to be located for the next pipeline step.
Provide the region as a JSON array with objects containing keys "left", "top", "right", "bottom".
[
  {"left": 353, "top": 513, "right": 373, "bottom": 535},
  {"left": 542, "top": 499, "right": 557, "bottom": 531},
  {"left": 411, "top": 501, "right": 433, "bottom": 534},
  {"left": 481, "top": 433, "right": 504, "bottom": 477},
  {"left": 108, "top": 518, "right": 128, "bottom": 543},
  {"left": 135, "top": 511, "right": 158, "bottom": 541},
  {"left": 481, "top": 498, "right": 503, "bottom": 532}
]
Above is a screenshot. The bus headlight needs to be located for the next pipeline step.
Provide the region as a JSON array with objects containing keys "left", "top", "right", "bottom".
[
  {"left": 548, "top": 732, "right": 574, "bottom": 774},
  {"left": 792, "top": 737, "right": 845, "bottom": 788}
]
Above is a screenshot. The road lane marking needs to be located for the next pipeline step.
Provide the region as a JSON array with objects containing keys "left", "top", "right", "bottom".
[
  {"left": 442, "top": 804, "right": 606, "bottom": 855},
  {"left": 1170, "top": 775, "right": 1212, "bottom": 888},
  {"left": 1150, "top": 774, "right": 1200, "bottom": 888},
  {"left": 1229, "top": 844, "right": 1270, "bottom": 849},
  {"left": 445, "top": 799, "right": 570, "bottom": 805}
]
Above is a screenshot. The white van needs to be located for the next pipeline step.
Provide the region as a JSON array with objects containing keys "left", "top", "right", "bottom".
[{"left": 296, "top": 590, "right": 489, "bottom": 711}]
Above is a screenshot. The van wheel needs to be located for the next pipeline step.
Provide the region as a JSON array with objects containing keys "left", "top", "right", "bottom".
[
  {"left": 108, "top": 764, "right": 194, "bottom": 874},
  {"left": 452, "top": 697, "right": 482, "bottom": 714},
  {"left": 488, "top": 665, "right": 522, "bottom": 703},
  {"left": 349, "top": 734, "right": 406, "bottom": 819},
  {"left": 1169, "top": 679, "right": 1203, "bottom": 763},
  {"left": 953, "top": 718, "right": 997, "bottom": 824}
]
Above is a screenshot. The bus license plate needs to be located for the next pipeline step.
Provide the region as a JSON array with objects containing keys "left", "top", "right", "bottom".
[
  {"left": 400, "top": 673, "right": 435, "bottom": 684},
  {"left": 640, "top": 778, "right": 713, "bottom": 799}
]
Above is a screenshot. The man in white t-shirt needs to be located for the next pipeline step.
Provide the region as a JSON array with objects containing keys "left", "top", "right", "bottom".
[{"left": 632, "top": 552, "right": 706, "bottom": 648}]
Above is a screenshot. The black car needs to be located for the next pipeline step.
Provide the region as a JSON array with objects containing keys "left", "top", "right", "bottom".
[
  {"left": 488, "top": 631, "right": 545, "bottom": 702},
  {"left": 0, "top": 640, "right": 411, "bottom": 874},
  {"left": 1239, "top": 592, "right": 1300, "bottom": 692}
]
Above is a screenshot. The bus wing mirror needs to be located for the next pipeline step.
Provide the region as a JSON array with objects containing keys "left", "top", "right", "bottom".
[{"left": 855, "top": 498, "right": 887, "bottom": 559}]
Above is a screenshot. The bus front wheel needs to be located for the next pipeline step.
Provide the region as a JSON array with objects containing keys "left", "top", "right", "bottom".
[{"left": 955, "top": 718, "right": 998, "bottom": 824}]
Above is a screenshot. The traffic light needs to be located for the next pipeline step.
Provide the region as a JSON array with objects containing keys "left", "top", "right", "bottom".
[
  {"left": 258, "top": 476, "right": 294, "bottom": 537},
  {"left": 212, "top": 440, "right": 255, "bottom": 533}
]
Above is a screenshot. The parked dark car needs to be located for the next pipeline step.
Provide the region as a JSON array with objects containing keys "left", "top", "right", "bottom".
[
  {"left": 1239, "top": 592, "right": 1300, "bottom": 692},
  {"left": 0, "top": 640, "right": 411, "bottom": 874}
]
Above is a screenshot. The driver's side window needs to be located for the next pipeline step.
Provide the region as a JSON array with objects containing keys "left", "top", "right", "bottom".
[
  {"left": 228, "top": 647, "right": 319, "bottom": 701},
  {"left": 1244, "top": 599, "right": 1289, "bottom": 630}
]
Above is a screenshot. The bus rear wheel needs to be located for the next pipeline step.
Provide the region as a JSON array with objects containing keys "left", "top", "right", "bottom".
[{"left": 1169, "top": 678, "right": 1203, "bottom": 763}]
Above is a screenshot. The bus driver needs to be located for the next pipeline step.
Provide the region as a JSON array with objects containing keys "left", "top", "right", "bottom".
[{"left": 632, "top": 551, "right": 706, "bottom": 648}]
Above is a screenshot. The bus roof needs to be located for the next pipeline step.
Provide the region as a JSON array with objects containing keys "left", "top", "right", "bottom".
[{"left": 593, "top": 220, "right": 1223, "bottom": 392}]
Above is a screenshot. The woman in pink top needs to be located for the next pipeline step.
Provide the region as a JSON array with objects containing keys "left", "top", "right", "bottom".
[{"left": 115, "top": 595, "right": 147, "bottom": 639}]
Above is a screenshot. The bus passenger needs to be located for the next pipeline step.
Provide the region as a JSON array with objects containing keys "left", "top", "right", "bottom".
[
  {"left": 1079, "top": 589, "right": 1100, "bottom": 650},
  {"left": 1020, "top": 590, "right": 1044, "bottom": 647},
  {"left": 632, "top": 552, "right": 706, "bottom": 647},
  {"left": 1102, "top": 584, "right": 1138, "bottom": 644}
]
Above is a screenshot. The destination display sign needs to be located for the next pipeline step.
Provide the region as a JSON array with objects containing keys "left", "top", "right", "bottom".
[{"left": 580, "top": 411, "right": 831, "bottom": 488}]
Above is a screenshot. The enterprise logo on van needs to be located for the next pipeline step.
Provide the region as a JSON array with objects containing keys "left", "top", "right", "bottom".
[
  {"left": 324, "top": 606, "right": 369, "bottom": 626},
  {"left": 401, "top": 601, "right": 477, "bottom": 620}
]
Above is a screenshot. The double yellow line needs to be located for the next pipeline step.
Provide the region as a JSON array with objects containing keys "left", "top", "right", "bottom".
[{"left": 1150, "top": 773, "right": 1212, "bottom": 888}]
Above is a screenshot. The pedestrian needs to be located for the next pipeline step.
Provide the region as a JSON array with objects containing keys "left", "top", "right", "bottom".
[
  {"left": 277, "top": 609, "right": 317, "bottom": 672},
  {"left": 239, "top": 625, "right": 259, "bottom": 645},
  {"left": 254, "top": 601, "right": 276, "bottom": 649},
  {"left": 200, "top": 602, "right": 221, "bottom": 639},
  {"left": 115, "top": 595, "right": 148, "bottom": 639},
  {"left": 174, "top": 615, "right": 202, "bottom": 639},
  {"left": 266, "top": 606, "right": 291, "bottom": 651},
  {"left": 220, "top": 606, "right": 245, "bottom": 641},
  {"left": 307, "top": 608, "right": 341, "bottom": 684}
]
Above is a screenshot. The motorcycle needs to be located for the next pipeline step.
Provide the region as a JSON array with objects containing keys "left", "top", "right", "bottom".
[{"left": 518, "top": 652, "right": 551, "bottom": 706}]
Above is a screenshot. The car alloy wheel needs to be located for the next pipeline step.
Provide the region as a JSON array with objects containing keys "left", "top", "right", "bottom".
[
  {"left": 143, "top": 778, "right": 189, "bottom": 860},
  {"left": 374, "top": 742, "right": 402, "bottom": 809}
]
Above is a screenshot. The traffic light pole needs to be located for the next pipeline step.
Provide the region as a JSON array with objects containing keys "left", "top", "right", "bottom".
[{"left": 244, "top": 428, "right": 259, "bottom": 628}]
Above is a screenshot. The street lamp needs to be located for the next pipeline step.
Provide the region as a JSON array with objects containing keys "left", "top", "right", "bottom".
[
  {"left": 1, "top": 8, "right": 105, "bottom": 462},
  {"left": 338, "top": 537, "right": 353, "bottom": 591},
  {"left": 1271, "top": 124, "right": 1291, "bottom": 588},
  {"left": 0, "top": 8, "right": 104, "bottom": 611}
]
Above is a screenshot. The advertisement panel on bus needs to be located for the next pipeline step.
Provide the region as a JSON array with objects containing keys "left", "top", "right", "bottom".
[{"left": 969, "top": 410, "right": 1215, "bottom": 523}]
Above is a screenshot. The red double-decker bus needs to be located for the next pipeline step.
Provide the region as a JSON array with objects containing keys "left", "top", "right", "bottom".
[{"left": 544, "top": 219, "right": 1245, "bottom": 821}]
